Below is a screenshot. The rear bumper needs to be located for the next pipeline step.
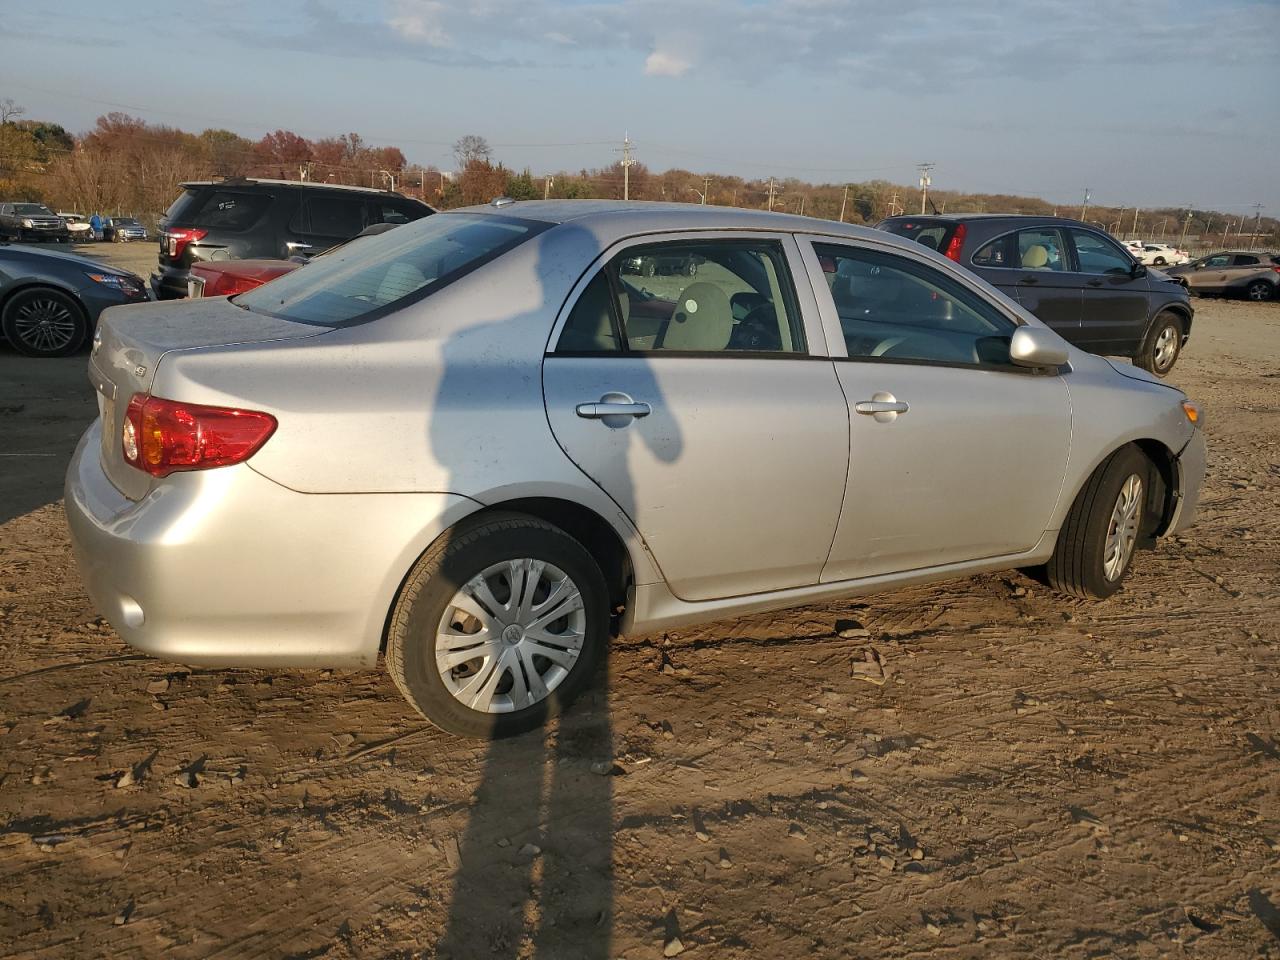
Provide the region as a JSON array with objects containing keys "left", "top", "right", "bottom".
[
  {"left": 65, "top": 423, "right": 477, "bottom": 669},
  {"left": 149, "top": 265, "right": 189, "bottom": 300},
  {"left": 1168, "top": 426, "right": 1205, "bottom": 535}
]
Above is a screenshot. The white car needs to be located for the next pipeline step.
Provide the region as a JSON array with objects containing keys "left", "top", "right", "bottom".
[
  {"left": 1136, "top": 243, "right": 1189, "bottom": 266},
  {"left": 1123, "top": 240, "right": 1145, "bottom": 256},
  {"left": 58, "top": 213, "right": 94, "bottom": 242}
]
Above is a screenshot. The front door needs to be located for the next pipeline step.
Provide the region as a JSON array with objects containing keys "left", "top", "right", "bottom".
[
  {"left": 799, "top": 236, "right": 1072, "bottom": 580},
  {"left": 543, "top": 234, "right": 849, "bottom": 602},
  {"left": 1069, "top": 228, "right": 1153, "bottom": 352},
  {"left": 1186, "top": 253, "right": 1233, "bottom": 293}
]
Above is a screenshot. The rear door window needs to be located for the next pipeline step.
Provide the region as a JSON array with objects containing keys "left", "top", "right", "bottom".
[
  {"left": 972, "top": 235, "right": 1015, "bottom": 268},
  {"left": 1016, "top": 229, "right": 1070, "bottom": 272},
  {"left": 1233, "top": 255, "right": 1260, "bottom": 266},
  {"left": 237, "top": 212, "right": 543, "bottom": 326}
]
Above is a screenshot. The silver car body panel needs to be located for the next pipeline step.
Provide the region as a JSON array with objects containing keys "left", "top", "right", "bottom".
[{"left": 65, "top": 202, "right": 1205, "bottom": 668}]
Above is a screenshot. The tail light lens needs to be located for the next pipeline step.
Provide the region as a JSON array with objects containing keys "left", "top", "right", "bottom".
[
  {"left": 943, "top": 223, "right": 967, "bottom": 262},
  {"left": 205, "top": 272, "right": 264, "bottom": 297},
  {"left": 163, "top": 227, "right": 207, "bottom": 260},
  {"left": 122, "top": 394, "right": 276, "bottom": 477}
]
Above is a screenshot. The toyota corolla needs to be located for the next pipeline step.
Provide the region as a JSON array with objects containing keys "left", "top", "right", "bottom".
[{"left": 66, "top": 201, "right": 1205, "bottom": 738}]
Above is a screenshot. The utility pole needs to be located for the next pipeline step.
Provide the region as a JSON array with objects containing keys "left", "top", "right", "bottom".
[
  {"left": 702, "top": 176, "right": 711, "bottom": 204},
  {"left": 766, "top": 177, "right": 778, "bottom": 211},
  {"left": 543, "top": 176, "right": 554, "bottom": 200},
  {"left": 1116, "top": 208, "right": 1125, "bottom": 237},
  {"left": 1179, "top": 209, "right": 1193, "bottom": 248},
  {"left": 888, "top": 192, "right": 901, "bottom": 216},
  {"left": 917, "top": 162, "right": 934, "bottom": 215},
  {"left": 839, "top": 184, "right": 849, "bottom": 223},
  {"left": 1251, "top": 203, "right": 1263, "bottom": 250},
  {"left": 619, "top": 133, "right": 636, "bottom": 201},
  {"left": 1132, "top": 206, "right": 1140, "bottom": 238},
  {"left": 1079, "top": 188, "right": 1090, "bottom": 221},
  {"left": 797, "top": 195, "right": 806, "bottom": 216}
]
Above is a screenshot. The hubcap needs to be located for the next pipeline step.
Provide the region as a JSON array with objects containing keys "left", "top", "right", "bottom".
[
  {"left": 435, "top": 558, "right": 586, "bottom": 714},
  {"left": 1103, "top": 474, "right": 1143, "bottom": 582},
  {"left": 12, "top": 297, "right": 77, "bottom": 352},
  {"left": 1249, "top": 283, "right": 1268, "bottom": 301},
  {"left": 1153, "top": 325, "right": 1178, "bottom": 371}
]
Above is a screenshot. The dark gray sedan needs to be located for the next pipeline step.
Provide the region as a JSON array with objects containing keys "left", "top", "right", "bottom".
[{"left": 0, "top": 242, "right": 149, "bottom": 357}]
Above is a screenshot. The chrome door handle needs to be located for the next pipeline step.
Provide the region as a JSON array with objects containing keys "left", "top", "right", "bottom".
[
  {"left": 854, "top": 401, "right": 909, "bottom": 415},
  {"left": 576, "top": 401, "right": 651, "bottom": 419},
  {"left": 286, "top": 242, "right": 312, "bottom": 252}
]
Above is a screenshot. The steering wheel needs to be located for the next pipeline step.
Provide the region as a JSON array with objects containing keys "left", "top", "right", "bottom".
[{"left": 730, "top": 302, "right": 783, "bottom": 351}]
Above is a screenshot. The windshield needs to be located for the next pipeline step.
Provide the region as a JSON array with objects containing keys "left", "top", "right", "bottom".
[
  {"left": 237, "top": 212, "right": 544, "bottom": 326},
  {"left": 14, "top": 204, "right": 54, "bottom": 215}
]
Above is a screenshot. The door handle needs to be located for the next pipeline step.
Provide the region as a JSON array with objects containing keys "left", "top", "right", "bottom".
[
  {"left": 576, "top": 401, "right": 651, "bottom": 419},
  {"left": 1018, "top": 276, "right": 1038, "bottom": 285},
  {"left": 854, "top": 400, "right": 909, "bottom": 415},
  {"left": 1086, "top": 279, "right": 1104, "bottom": 287},
  {"left": 286, "top": 242, "right": 313, "bottom": 252}
]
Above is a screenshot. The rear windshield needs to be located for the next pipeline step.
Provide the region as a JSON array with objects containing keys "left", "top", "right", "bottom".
[
  {"left": 878, "top": 218, "right": 956, "bottom": 254},
  {"left": 183, "top": 191, "right": 272, "bottom": 231},
  {"left": 236, "top": 212, "right": 544, "bottom": 326}
]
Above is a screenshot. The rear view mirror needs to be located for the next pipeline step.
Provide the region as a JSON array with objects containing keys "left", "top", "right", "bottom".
[
  {"left": 1010, "top": 326, "right": 1069, "bottom": 369},
  {"left": 1130, "top": 262, "right": 1147, "bottom": 278}
]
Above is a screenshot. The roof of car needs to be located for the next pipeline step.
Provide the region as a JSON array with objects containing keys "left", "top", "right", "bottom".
[
  {"left": 880, "top": 213, "right": 1099, "bottom": 228},
  {"left": 179, "top": 177, "right": 410, "bottom": 198},
  {"left": 451, "top": 199, "right": 899, "bottom": 244}
]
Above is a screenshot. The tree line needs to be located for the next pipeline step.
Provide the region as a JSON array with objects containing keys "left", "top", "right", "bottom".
[{"left": 0, "top": 100, "right": 1273, "bottom": 249}]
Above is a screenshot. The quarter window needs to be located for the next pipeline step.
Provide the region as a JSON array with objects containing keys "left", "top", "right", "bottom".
[
  {"left": 556, "top": 240, "right": 805, "bottom": 354},
  {"left": 1071, "top": 230, "right": 1133, "bottom": 276},
  {"left": 813, "top": 243, "right": 1017, "bottom": 368},
  {"left": 972, "top": 235, "right": 1014, "bottom": 267}
]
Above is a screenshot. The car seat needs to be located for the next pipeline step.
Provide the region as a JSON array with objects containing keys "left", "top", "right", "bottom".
[
  {"left": 1021, "top": 244, "right": 1050, "bottom": 269},
  {"left": 659, "top": 282, "right": 733, "bottom": 351}
]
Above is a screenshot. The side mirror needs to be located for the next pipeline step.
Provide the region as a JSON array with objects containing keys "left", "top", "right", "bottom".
[
  {"left": 1010, "top": 326, "right": 1069, "bottom": 369},
  {"left": 1130, "top": 262, "right": 1147, "bottom": 278}
]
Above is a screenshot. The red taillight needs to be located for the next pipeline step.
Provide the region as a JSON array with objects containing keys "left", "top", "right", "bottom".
[
  {"left": 943, "top": 223, "right": 967, "bottom": 262},
  {"left": 205, "top": 273, "right": 264, "bottom": 297},
  {"left": 122, "top": 394, "right": 276, "bottom": 478},
  {"left": 164, "top": 227, "right": 207, "bottom": 260}
]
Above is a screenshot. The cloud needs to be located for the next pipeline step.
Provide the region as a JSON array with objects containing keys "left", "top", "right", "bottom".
[
  {"left": 389, "top": 2, "right": 451, "bottom": 48},
  {"left": 644, "top": 50, "right": 692, "bottom": 77}
]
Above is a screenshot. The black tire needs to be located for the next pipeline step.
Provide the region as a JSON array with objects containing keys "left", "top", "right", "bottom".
[
  {"left": 1, "top": 287, "right": 89, "bottom": 358},
  {"left": 1135, "top": 311, "right": 1183, "bottom": 378},
  {"left": 385, "top": 512, "right": 609, "bottom": 739},
  {"left": 1045, "top": 445, "right": 1152, "bottom": 600},
  {"left": 1153, "top": 256, "right": 1166, "bottom": 265},
  {"left": 1246, "top": 280, "right": 1273, "bottom": 302}
]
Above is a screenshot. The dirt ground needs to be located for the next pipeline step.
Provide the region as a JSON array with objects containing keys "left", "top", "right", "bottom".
[{"left": 1, "top": 249, "right": 1277, "bottom": 959}]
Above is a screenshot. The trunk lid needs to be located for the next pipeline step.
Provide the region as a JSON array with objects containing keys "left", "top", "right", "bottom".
[{"left": 89, "top": 296, "right": 328, "bottom": 500}]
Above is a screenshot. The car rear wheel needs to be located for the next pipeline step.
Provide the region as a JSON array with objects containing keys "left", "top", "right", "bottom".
[
  {"left": 1, "top": 287, "right": 89, "bottom": 358},
  {"left": 1153, "top": 256, "right": 1166, "bottom": 265},
  {"left": 1045, "top": 445, "right": 1151, "bottom": 600},
  {"left": 1135, "top": 312, "right": 1182, "bottom": 378},
  {"left": 385, "top": 512, "right": 609, "bottom": 738},
  {"left": 1246, "top": 280, "right": 1273, "bottom": 302}
]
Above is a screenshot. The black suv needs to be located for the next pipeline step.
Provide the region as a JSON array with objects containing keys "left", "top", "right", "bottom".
[
  {"left": 877, "top": 214, "right": 1194, "bottom": 377},
  {"left": 151, "top": 178, "right": 433, "bottom": 299}
]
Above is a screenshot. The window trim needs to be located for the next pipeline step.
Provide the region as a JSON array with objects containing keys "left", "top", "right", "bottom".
[
  {"left": 548, "top": 231, "right": 822, "bottom": 359},
  {"left": 795, "top": 233, "right": 1055, "bottom": 377}
]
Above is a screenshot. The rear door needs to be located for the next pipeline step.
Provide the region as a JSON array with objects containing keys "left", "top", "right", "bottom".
[
  {"left": 798, "top": 235, "right": 1071, "bottom": 580},
  {"left": 1226, "top": 253, "right": 1263, "bottom": 291},
  {"left": 1007, "top": 227, "right": 1083, "bottom": 335},
  {"left": 288, "top": 193, "right": 371, "bottom": 256},
  {"left": 542, "top": 233, "right": 849, "bottom": 602},
  {"left": 1069, "top": 228, "right": 1151, "bottom": 352}
]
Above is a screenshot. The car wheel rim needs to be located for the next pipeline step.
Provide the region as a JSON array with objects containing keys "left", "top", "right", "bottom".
[
  {"left": 12, "top": 297, "right": 77, "bottom": 352},
  {"left": 435, "top": 558, "right": 586, "bottom": 714},
  {"left": 1249, "top": 284, "right": 1267, "bottom": 301},
  {"left": 1153, "top": 325, "right": 1178, "bottom": 370},
  {"left": 1103, "top": 474, "right": 1143, "bottom": 582}
]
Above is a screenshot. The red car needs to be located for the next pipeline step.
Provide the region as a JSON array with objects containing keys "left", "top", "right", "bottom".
[{"left": 187, "top": 258, "right": 301, "bottom": 298}]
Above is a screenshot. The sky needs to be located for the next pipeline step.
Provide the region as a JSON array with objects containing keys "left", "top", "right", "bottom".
[{"left": 2, "top": 0, "right": 1278, "bottom": 213}]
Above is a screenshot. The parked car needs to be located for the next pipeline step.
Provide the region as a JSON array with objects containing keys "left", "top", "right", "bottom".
[
  {"left": 1134, "top": 243, "right": 1190, "bottom": 266},
  {"left": 877, "top": 214, "right": 1194, "bottom": 377},
  {"left": 0, "top": 202, "right": 70, "bottom": 243},
  {"left": 1165, "top": 250, "right": 1280, "bottom": 301},
  {"left": 58, "top": 213, "right": 94, "bottom": 242},
  {"left": 620, "top": 252, "right": 700, "bottom": 277},
  {"left": 150, "top": 178, "right": 433, "bottom": 299},
  {"left": 67, "top": 201, "right": 1205, "bottom": 738},
  {"left": 0, "top": 242, "right": 148, "bottom": 357},
  {"left": 105, "top": 217, "right": 149, "bottom": 243},
  {"left": 185, "top": 222, "right": 401, "bottom": 298}
]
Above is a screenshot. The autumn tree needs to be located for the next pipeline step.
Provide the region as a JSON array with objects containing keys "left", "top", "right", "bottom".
[{"left": 453, "top": 134, "right": 491, "bottom": 170}]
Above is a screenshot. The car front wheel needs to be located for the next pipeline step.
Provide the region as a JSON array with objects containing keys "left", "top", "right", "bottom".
[
  {"left": 1246, "top": 280, "right": 1273, "bottom": 302},
  {"left": 1045, "top": 445, "right": 1152, "bottom": 600},
  {"left": 1, "top": 287, "right": 89, "bottom": 357},
  {"left": 385, "top": 513, "right": 609, "bottom": 738},
  {"left": 1136, "top": 312, "right": 1183, "bottom": 378}
]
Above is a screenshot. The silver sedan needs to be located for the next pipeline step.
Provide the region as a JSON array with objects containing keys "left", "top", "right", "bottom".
[{"left": 66, "top": 201, "right": 1205, "bottom": 738}]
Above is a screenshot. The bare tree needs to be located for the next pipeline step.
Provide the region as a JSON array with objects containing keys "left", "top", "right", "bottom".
[
  {"left": 0, "top": 99, "right": 26, "bottom": 125},
  {"left": 453, "top": 134, "right": 491, "bottom": 170}
]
